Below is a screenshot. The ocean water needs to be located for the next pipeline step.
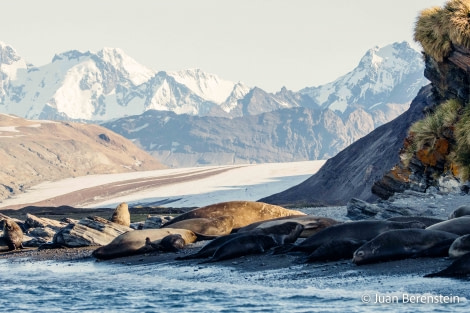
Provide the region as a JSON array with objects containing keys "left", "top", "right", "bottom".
[{"left": 0, "top": 258, "right": 468, "bottom": 313}]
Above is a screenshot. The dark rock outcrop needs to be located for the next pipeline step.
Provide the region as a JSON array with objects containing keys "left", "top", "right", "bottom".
[{"left": 260, "top": 85, "right": 436, "bottom": 207}]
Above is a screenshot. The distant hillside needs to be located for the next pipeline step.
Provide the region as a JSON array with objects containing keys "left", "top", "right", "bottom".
[{"left": 0, "top": 114, "right": 165, "bottom": 201}]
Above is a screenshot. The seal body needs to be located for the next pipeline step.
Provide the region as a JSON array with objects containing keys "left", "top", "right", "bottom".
[
  {"left": 352, "top": 229, "right": 458, "bottom": 265},
  {"left": 387, "top": 216, "right": 444, "bottom": 227},
  {"left": 176, "top": 221, "right": 304, "bottom": 261},
  {"left": 449, "top": 234, "right": 470, "bottom": 258},
  {"left": 145, "top": 234, "right": 186, "bottom": 252},
  {"left": 449, "top": 205, "right": 470, "bottom": 219},
  {"left": 162, "top": 216, "right": 234, "bottom": 239},
  {"left": 92, "top": 228, "right": 197, "bottom": 260},
  {"left": 306, "top": 239, "right": 368, "bottom": 262},
  {"left": 110, "top": 202, "right": 131, "bottom": 227},
  {"left": 425, "top": 252, "right": 470, "bottom": 278},
  {"left": 162, "top": 201, "right": 305, "bottom": 229},
  {"left": 237, "top": 215, "right": 339, "bottom": 238},
  {"left": 204, "top": 234, "right": 277, "bottom": 263},
  {"left": 426, "top": 216, "right": 470, "bottom": 235},
  {"left": 2, "top": 219, "right": 24, "bottom": 251},
  {"left": 290, "top": 220, "right": 426, "bottom": 254}
]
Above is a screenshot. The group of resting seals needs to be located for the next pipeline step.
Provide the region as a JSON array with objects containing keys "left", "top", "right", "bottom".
[
  {"left": 2, "top": 199, "right": 470, "bottom": 278},
  {"left": 89, "top": 200, "right": 470, "bottom": 278}
]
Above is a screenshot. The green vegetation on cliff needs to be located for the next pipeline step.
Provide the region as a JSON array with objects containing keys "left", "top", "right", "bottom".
[
  {"left": 404, "top": 98, "right": 470, "bottom": 181},
  {"left": 414, "top": 0, "right": 470, "bottom": 61}
]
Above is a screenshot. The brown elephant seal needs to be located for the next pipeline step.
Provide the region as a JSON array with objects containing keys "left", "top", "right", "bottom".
[
  {"left": 237, "top": 215, "right": 339, "bottom": 238},
  {"left": 162, "top": 201, "right": 305, "bottom": 229},
  {"left": 448, "top": 234, "right": 470, "bottom": 258},
  {"left": 449, "top": 205, "right": 470, "bottom": 219},
  {"left": 176, "top": 222, "right": 304, "bottom": 261},
  {"left": 202, "top": 234, "right": 277, "bottom": 263},
  {"left": 110, "top": 202, "right": 131, "bottom": 227},
  {"left": 162, "top": 216, "right": 234, "bottom": 239},
  {"left": 1, "top": 219, "right": 24, "bottom": 251},
  {"left": 424, "top": 252, "right": 470, "bottom": 278},
  {"left": 92, "top": 228, "right": 197, "bottom": 260},
  {"left": 287, "top": 220, "right": 426, "bottom": 254},
  {"left": 387, "top": 216, "right": 445, "bottom": 227},
  {"left": 145, "top": 234, "right": 186, "bottom": 252},
  {"left": 352, "top": 229, "right": 459, "bottom": 265},
  {"left": 426, "top": 216, "right": 470, "bottom": 236}
]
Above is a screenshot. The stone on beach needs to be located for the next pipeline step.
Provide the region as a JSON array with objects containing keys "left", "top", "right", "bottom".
[{"left": 54, "top": 216, "right": 133, "bottom": 247}]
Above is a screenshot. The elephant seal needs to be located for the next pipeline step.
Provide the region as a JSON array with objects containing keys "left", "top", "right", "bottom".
[
  {"left": 287, "top": 220, "right": 426, "bottom": 254},
  {"left": 387, "top": 216, "right": 445, "bottom": 227},
  {"left": 110, "top": 202, "right": 131, "bottom": 227},
  {"left": 162, "top": 201, "right": 305, "bottom": 229},
  {"left": 236, "top": 215, "right": 339, "bottom": 238},
  {"left": 1, "top": 219, "right": 24, "bottom": 251},
  {"left": 162, "top": 216, "right": 234, "bottom": 239},
  {"left": 145, "top": 234, "right": 186, "bottom": 252},
  {"left": 305, "top": 239, "right": 368, "bottom": 262},
  {"left": 176, "top": 222, "right": 304, "bottom": 261},
  {"left": 424, "top": 252, "right": 470, "bottom": 278},
  {"left": 449, "top": 205, "right": 470, "bottom": 219},
  {"left": 426, "top": 216, "right": 470, "bottom": 236},
  {"left": 449, "top": 234, "right": 470, "bottom": 258},
  {"left": 92, "top": 228, "right": 197, "bottom": 260},
  {"left": 352, "top": 229, "right": 459, "bottom": 265},
  {"left": 202, "top": 234, "right": 277, "bottom": 263}
]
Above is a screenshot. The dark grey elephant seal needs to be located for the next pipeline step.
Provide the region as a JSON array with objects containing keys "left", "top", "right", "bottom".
[
  {"left": 287, "top": 220, "right": 426, "bottom": 254},
  {"left": 449, "top": 234, "right": 470, "bottom": 258},
  {"left": 162, "top": 216, "right": 234, "bottom": 239},
  {"left": 176, "top": 222, "right": 304, "bottom": 261},
  {"left": 237, "top": 215, "right": 340, "bottom": 238},
  {"left": 305, "top": 238, "right": 368, "bottom": 262},
  {"left": 352, "top": 229, "right": 459, "bottom": 265},
  {"left": 449, "top": 205, "right": 470, "bottom": 219},
  {"left": 1, "top": 219, "right": 24, "bottom": 251},
  {"left": 202, "top": 234, "right": 277, "bottom": 263},
  {"left": 424, "top": 252, "right": 470, "bottom": 278},
  {"left": 162, "top": 201, "right": 305, "bottom": 229},
  {"left": 387, "top": 216, "right": 444, "bottom": 227},
  {"left": 145, "top": 234, "right": 185, "bottom": 252},
  {"left": 426, "top": 216, "right": 470, "bottom": 236},
  {"left": 93, "top": 228, "right": 197, "bottom": 260},
  {"left": 110, "top": 202, "right": 131, "bottom": 227}
]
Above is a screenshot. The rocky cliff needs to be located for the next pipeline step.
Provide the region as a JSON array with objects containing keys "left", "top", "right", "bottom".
[
  {"left": 260, "top": 85, "right": 436, "bottom": 206},
  {"left": 0, "top": 114, "right": 165, "bottom": 202}
]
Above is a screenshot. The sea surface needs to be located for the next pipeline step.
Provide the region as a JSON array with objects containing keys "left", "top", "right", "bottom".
[{"left": 0, "top": 258, "right": 468, "bottom": 313}]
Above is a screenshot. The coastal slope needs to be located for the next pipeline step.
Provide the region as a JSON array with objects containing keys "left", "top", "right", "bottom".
[{"left": 0, "top": 114, "right": 165, "bottom": 201}]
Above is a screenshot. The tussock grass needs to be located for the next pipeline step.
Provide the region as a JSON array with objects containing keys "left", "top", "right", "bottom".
[
  {"left": 455, "top": 106, "right": 470, "bottom": 179},
  {"left": 414, "top": 0, "right": 470, "bottom": 61},
  {"left": 408, "top": 99, "right": 461, "bottom": 151}
]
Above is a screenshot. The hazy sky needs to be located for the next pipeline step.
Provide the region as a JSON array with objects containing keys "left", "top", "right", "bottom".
[{"left": 1, "top": 0, "right": 447, "bottom": 92}]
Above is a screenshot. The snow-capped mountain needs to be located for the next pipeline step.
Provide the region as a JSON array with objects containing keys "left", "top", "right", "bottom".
[
  {"left": 300, "top": 42, "right": 427, "bottom": 123},
  {"left": 0, "top": 41, "right": 426, "bottom": 123},
  {"left": 0, "top": 42, "right": 28, "bottom": 101},
  {"left": 0, "top": 43, "right": 250, "bottom": 121}
]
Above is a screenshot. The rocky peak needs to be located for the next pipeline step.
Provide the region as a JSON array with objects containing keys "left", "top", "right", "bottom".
[{"left": 0, "top": 41, "right": 23, "bottom": 65}]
